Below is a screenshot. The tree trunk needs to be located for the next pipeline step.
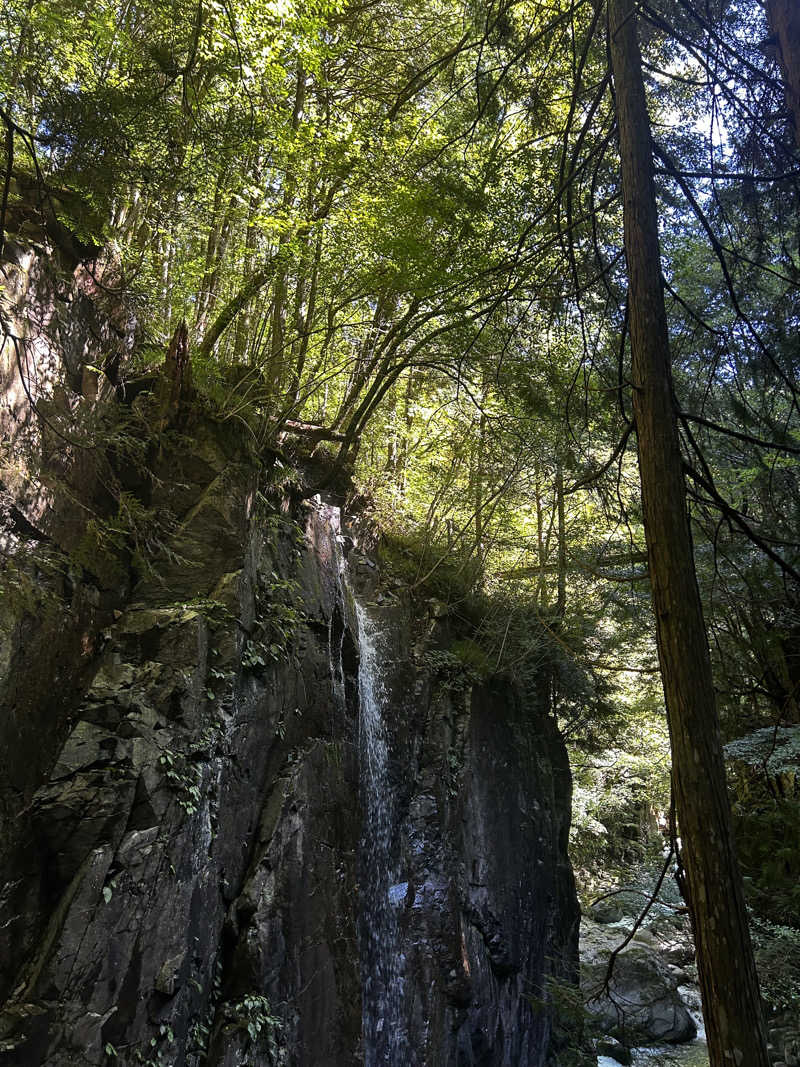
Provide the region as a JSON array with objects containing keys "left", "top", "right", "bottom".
[
  {"left": 534, "top": 464, "right": 548, "bottom": 609},
  {"left": 397, "top": 366, "right": 415, "bottom": 494},
  {"left": 289, "top": 224, "right": 323, "bottom": 405},
  {"left": 555, "top": 459, "right": 566, "bottom": 623},
  {"left": 196, "top": 263, "right": 276, "bottom": 364},
  {"left": 333, "top": 292, "right": 399, "bottom": 431},
  {"left": 607, "top": 0, "right": 770, "bottom": 1063},
  {"left": 194, "top": 169, "right": 230, "bottom": 337},
  {"left": 766, "top": 0, "right": 800, "bottom": 149},
  {"left": 233, "top": 171, "right": 263, "bottom": 364},
  {"left": 267, "top": 63, "right": 306, "bottom": 396},
  {"left": 472, "top": 399, "right": 487, "bottom": 589}
]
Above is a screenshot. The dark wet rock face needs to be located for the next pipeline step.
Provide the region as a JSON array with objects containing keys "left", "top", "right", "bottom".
[
  {"left": 393, "top": 678, "right": 579, "bottom": 1066},
  {"left": 0, "top": 475, "right": 362, "bottom": 1066},
  {"left": 0, "top": 417, "right": 581, "bottom": 1065}
]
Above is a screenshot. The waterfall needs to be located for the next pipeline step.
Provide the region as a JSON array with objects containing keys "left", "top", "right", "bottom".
[
  {"left": 315, "top": 498, "right": 406, "bottom": 1063},
  {"left": 352, "top": 597, "right": 406, "bottom": 1065}
]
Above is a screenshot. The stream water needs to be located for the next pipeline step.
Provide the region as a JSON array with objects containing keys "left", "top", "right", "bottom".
[
  {"left": 352, "top": 596, "right": 407, "bottom": 1065},
  {"left": 598, "top": 1010, "right": 709, "bottom": 1067},
  {"left": 599, "top": 1045, "right": 708, "bottom": 1067},
  {"left": 319, "top": 500, "right": 406, "bottom": 1063}
]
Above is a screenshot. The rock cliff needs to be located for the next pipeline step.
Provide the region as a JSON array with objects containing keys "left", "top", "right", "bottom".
[{"left": 0, "top": 235, "right": 582, "bottom": 1066}]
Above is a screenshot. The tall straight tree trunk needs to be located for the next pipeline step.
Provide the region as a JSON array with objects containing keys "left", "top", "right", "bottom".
[
  {"left": 233, "top": 171, "right": 263, "bottom": 365},
  {"left": 472, "top": 395, "right": 488, "bottom": 589},
  {"left": 267, "top": 64, "right": 306, "bottom": 396},
  {"left": 289, "top": 225, "right": 323, "bottom": 405},
  {"left": 555, "top": 459, "right": 566, "bottom": 623},
  {"left": 195, "top": 170, "right": 229, "bottom": 336},
  {"left": 606, "top": 0, "right": 770, "bottom": 1063},
  {"left": 766, "top": 0, "right": 800, "bottom": 148}
]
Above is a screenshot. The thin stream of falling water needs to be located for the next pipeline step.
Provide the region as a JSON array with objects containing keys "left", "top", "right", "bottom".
[
  {"left": 316, "top": 498, "right": 405, "bottom": 1063},
  {"left": 352, "top": 597, "right": 406, "bottom": 1065},
  {"left": 321, "top": 501, "right": 347, "bottom": 723}
]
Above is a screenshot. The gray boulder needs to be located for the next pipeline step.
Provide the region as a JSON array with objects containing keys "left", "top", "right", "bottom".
[
  {"left": 582, "top": 919, "right": 697, "bottom": 1046},
  {"left": 589, "top": 892, "right": 648, "bottom": 925}
]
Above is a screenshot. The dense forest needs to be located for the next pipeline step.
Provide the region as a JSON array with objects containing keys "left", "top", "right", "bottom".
[{"left": 0, "top": 0, "right": 799, "bottom": 1064}]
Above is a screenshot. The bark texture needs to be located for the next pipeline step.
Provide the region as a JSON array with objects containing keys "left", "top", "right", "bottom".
[
  {"left": 766, "top": 0, "right": 800, "bottom": 149},
  {"left": 607, "top": 0, "right": 770, "bottom": 1063}
]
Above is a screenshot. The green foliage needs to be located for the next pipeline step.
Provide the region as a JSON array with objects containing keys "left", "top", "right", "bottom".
[
  {"left": 419, "top": 647, "right": 484, "bottom": 693},
  {"left": 158, "top": 725, "right": 220, "bottom": 815},
  {"left": 528, "top": 976, "right": 592, "bottom": 1066},
  {"left": 188, "top": 957, "right": 223, "bottom": 1057},
  {"left": 450, "top": 638, "right": 492, "bottom": 679},
  {"left": 377, "top": 529, "right": 484, "bottom": 613},
  {"left": 187, "top": 595, "right": 234, "bottom": 627},
  {"left": 218, "top": 994, "right": 285, "bottom": 1060},
  {"left": 725, "top": 728, "right": 800, "bottom": 926},
  {"left": 733, "top": 798, "right": 800, "bottom": 927},
  {"left": 239, "top": 566, "right": 306, "bottom": 675},
  {"left": 158, "top": 746, "right": 203, "bottom": 815},
  {"left": 228, "top": 994, "right": 280, "bottom": 1042},
  {"left": 0, "top": 546, "right": 68, "bottom": 621},
  {"left": 76, "top": 491, "right": 181, "bottom": 583},
  {"left": 569, "top": 740, "right": 670, "bottom": 886},
  {"left": 101, "top": 875, "right": 119, "bottom": 904},
  {"left": 262, "top": 574, "right": 305, "bottom": 647},
  {"left": 726, "top": 727, "right": 800, "bottom": 776},
  {"left": 750, "top": 916, "right": 800, "bottom": 1013},
  {"left": 127, "top": 1022, "right": 177, "bottom": 1066}
]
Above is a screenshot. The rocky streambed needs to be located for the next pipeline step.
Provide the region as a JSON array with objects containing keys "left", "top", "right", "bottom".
[
  {"left": 584, "top": 892, "right": 800, "bottom": 1067},
  {"left": 581, "top": 892, "right": 708, "bottom": 1067},
  {"left": 598, "top": 1043, "right": 708, "bottom": 1067}
]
